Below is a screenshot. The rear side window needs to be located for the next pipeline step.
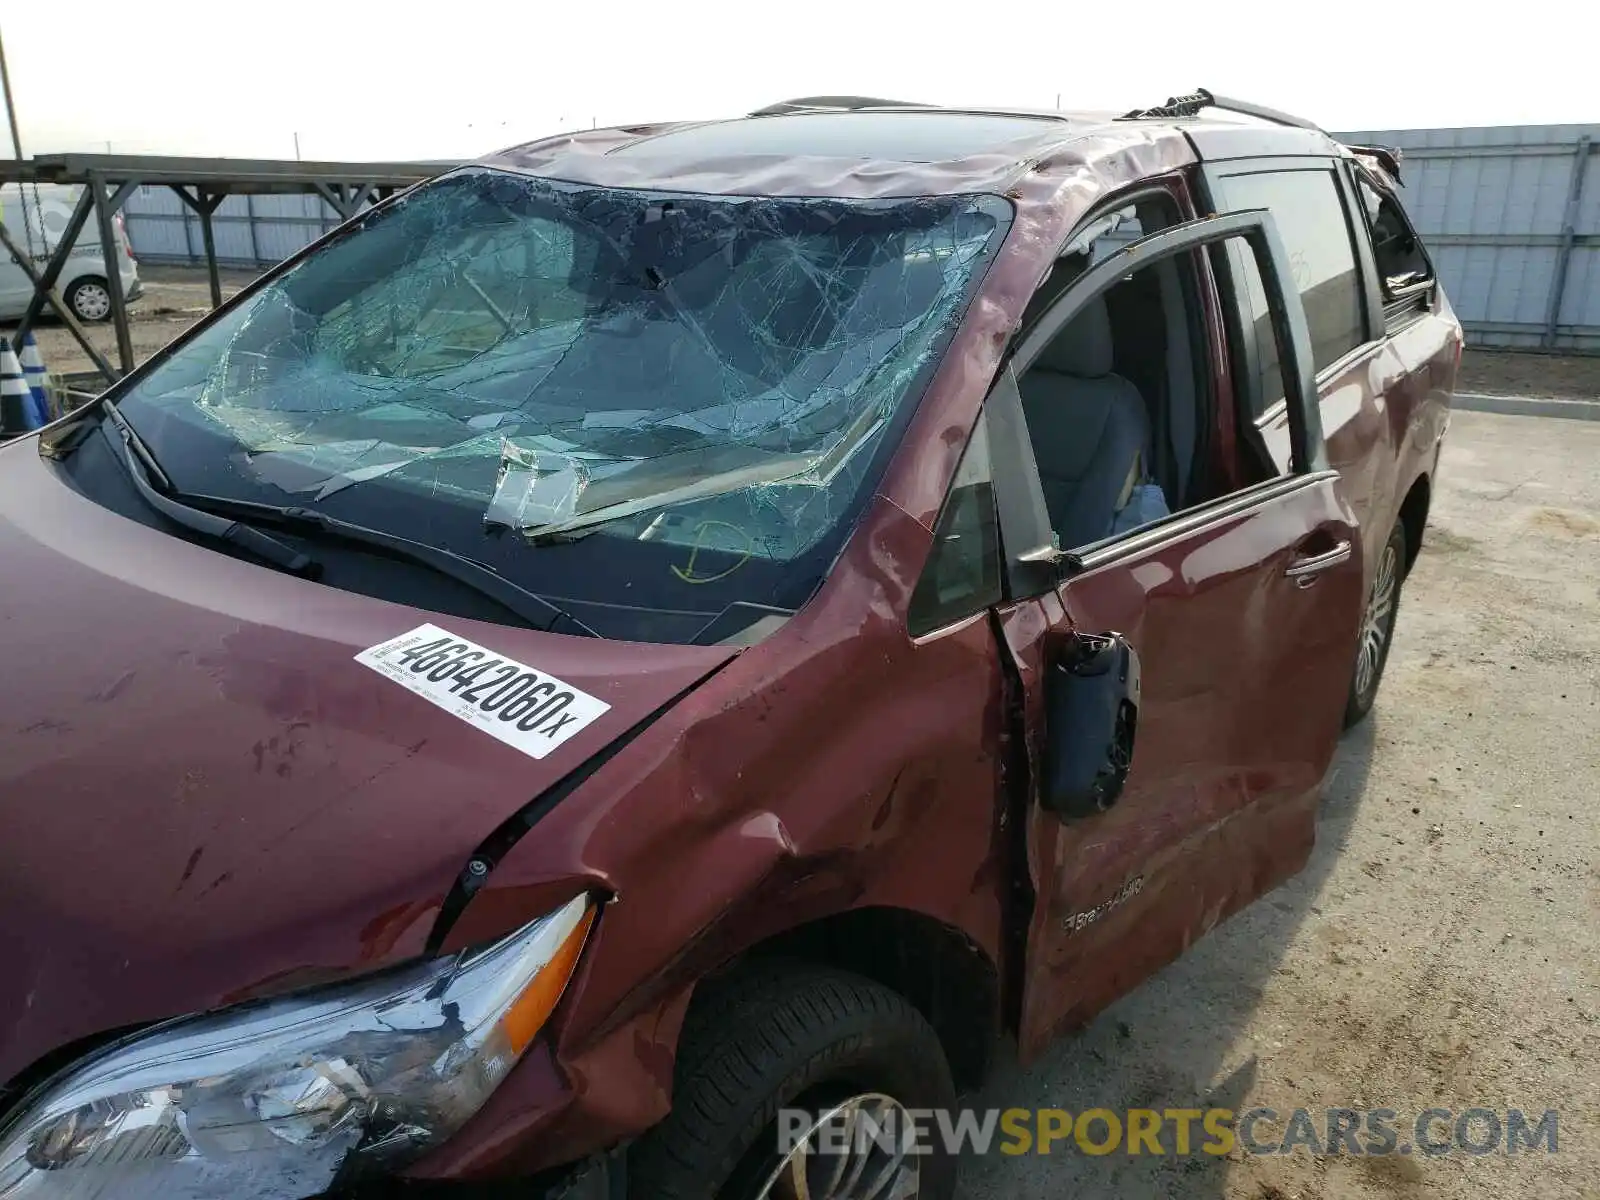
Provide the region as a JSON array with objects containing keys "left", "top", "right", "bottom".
[
  {"left": 1357, "top": 172, "right": 1434, "bottom": 299},
  {"left": 1216, "top": 168, "right": 1367, "bottom": 415}
]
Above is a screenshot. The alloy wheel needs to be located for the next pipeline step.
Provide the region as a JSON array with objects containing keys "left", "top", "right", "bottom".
[
  {"left": 1354, "top": 540, "right": 1399, "bottom": 700},
  {"left": 756, "top": 1093, "right": 921, "bottom": 1200}
]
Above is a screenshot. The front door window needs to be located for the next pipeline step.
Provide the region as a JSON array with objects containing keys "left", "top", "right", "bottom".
[{"left": 1017, "top": 233, "right": 1218, "bottom": 547}]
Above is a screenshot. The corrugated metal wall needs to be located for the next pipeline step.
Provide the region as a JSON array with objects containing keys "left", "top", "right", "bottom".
[
  {"left": 120, "top": 188, "right": 342, "bottom": 269},
  {"left": 1333, "top": 124, "right": 1597, "bottom": 352},
  {"left": 116, "top": 123, "right": 1600, "bottom": 353}
]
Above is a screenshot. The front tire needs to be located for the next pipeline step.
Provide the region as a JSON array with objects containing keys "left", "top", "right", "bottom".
[
  {"left": 629, "top": 964, "right": 958, "bottom": 1200},
  {"left": 1343, "top": 520, "right": 1407, "bottom": 729},
  {"left": 64, "top": 276, "right": 113, "bottom": 323}
]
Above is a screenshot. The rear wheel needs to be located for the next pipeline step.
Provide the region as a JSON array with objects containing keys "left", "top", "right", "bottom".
[
  {"left": 629, "top": 964, "right": 957, "bottom": 1200},
  {"left": 64, "top": 276, "right": 112, "bottom": 323},
  {"left": 1343, "top": 520, "right": 1406, "bottom": 729}
]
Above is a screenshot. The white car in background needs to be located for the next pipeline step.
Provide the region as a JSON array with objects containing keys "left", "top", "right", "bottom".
[{"left": 0, "top": 182, "right": 143, "bottom": 323}]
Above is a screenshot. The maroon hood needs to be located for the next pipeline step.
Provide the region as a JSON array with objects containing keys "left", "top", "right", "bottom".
[{"left": 0, "top": 443, "right": 732, "bottom": 1085}]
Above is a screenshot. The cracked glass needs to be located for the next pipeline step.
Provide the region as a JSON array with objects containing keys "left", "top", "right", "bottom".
[{"left": 110, "top": 168, "right": 1010, "bottom": 642}]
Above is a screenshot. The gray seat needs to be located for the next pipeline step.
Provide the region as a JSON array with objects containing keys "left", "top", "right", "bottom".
[{"left": 1019, "top": 295, "right": 1154, "bottom": 548}]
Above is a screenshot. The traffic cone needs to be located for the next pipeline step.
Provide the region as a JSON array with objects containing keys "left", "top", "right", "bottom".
[
  {"left": 1, "top": 339, "right": 40, "bottom": 434},
  {"left": 18, "top": 330, "right": 51, "bottom": 426}
]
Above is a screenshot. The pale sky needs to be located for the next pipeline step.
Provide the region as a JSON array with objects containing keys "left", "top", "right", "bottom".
[{"left": 3, "top": 0, "right": 1592, "bottom": 163}]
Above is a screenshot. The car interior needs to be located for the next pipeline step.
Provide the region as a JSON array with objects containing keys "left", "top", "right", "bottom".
[
  {"left": 1014, "top": 195, "right": 1220, "bottom": 551},
  {"left": 1357, "top": 169, "right": 1434, "bottom": 298}
]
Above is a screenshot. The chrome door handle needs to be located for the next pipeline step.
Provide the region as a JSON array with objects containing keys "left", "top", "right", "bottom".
[{"left": 1285, "top": 540, "right": 1352, "bottom": 581}]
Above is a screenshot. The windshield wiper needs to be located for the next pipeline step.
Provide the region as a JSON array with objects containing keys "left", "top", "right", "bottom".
[
  {"left": 100, "top": 405, "right": 594, "bottom": 635},
  {"left": 159, "top": 488, "right": 599, "bottom": 638},
  {"left": 102, "top": 403, "right": 319, "bottom": 578}
]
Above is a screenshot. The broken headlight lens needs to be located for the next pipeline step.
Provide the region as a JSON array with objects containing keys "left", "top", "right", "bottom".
[{"left": 0, "top": 895, "right": 595, "bottom": 1200}]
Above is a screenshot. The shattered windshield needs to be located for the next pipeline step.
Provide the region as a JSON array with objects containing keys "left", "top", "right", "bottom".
[{"left": 109, "top": 168, "right": 1010, "bottom": 642}]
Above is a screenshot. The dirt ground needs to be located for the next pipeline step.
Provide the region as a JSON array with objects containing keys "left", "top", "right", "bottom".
[
  {"left": 1458, "top": 351, "right": 1600, "bottom": 401},
  {"left": 7, "top": 264, "right": 255, "bottom": 386},
  {"left": 961, "top": 410, "right": 1600, "bottom": 1198}
]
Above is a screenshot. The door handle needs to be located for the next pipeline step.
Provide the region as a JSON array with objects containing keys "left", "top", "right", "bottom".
[{"left": 1285, "top": 539, "right": 1352, "bottom": 583}]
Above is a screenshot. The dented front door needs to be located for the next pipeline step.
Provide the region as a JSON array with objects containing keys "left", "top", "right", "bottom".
[
  {"left": 990, "top": 212, "right": 1368, "bottom": 1058},
  {"left": 1006, "top": 476, "right": 1364, "bottom": 1057}
]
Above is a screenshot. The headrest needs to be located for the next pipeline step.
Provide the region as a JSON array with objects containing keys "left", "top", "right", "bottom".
[{"left": 1032, "top": 294, "right": 1114, "bottom": 378}]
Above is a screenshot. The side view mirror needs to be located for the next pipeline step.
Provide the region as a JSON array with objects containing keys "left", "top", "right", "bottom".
[{"left": 1041, "top": 631, "right": 1140, "bottom": 818}]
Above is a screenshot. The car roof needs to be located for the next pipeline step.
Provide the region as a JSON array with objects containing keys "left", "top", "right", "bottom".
[
  {"left": 608, "top": 110, "right": 1104, "bottom": 165},
  {"left": 477, "top": 100, "right": 1346, "bottom": 201}
]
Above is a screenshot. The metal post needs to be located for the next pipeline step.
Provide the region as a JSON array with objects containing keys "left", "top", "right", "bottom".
[
  {"left": 312, "top": 181, "right": 353, "bottom": 220},
  {"left": 198, "top": 192, "right": 223, "bottom": 308},
  {"left": 90, "top": 171, "right": 135, "bottom": 375},
  {"left": 167, "top": 183, "right": 198, "bottom": 264},
  {"left": 0, "top": 24, "right": 23, "bottom": 160},
  {"left": 171, "top": 186, "right": 228, "bottom": 307},
  {"left": 245, "top": 192, "right": 261, "bottom": 266},
  {"left": 1543, "top": 135, "right": 1593, "bottom": 350},
  {"left": 16, "top": 185, "right": 96, "bottom": 339}
]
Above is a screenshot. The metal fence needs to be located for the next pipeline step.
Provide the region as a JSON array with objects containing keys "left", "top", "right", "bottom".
[
  {"left": 1335, "top": 124, "right": 1597, "bottom": 352},
  {"left": 120, "top": 187, "right": 345, "bottom": 268},
  {"left": 116, "top": 122, "right": 1600, "bottom": 354}
]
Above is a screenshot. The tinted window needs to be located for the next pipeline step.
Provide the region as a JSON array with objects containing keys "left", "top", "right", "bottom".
[{"left": 1218, "top": 168, "right": 1366, "bottom": 415}]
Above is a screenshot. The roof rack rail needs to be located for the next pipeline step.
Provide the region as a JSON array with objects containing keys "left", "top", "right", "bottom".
[
  {"left": 1118, "top": 87, "right": 1324, "bottom": 133},
  {"left": 749, "top": 95, "right": 927, "bottom": 117}
]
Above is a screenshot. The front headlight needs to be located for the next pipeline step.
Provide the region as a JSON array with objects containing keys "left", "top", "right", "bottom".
[{"left": 0, "top": 895, "right": 595, "bottom": 1200}]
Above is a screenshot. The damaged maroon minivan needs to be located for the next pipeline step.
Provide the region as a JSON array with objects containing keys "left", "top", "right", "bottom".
[{"left": 0, "top": 91, "right": 1457, "bottom": 1199}]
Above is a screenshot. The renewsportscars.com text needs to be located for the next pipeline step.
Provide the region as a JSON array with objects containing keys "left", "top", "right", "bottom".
[{"left": 777, "top": 1106, "right": 1559, "bottom": 1158}]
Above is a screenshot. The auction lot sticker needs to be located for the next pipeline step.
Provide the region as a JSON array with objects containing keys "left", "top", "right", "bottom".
[{"left": 356, "top": 623, "right": 610, "bottom": 759}]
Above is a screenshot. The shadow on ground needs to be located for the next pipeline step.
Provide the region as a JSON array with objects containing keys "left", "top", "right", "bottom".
[{"left": 957, "top": 717, "right": 1379, "bottom": 1198}]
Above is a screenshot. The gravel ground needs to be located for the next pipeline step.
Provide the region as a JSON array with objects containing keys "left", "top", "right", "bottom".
[{"left": 961, "top": 410, "right": 1599, "bottom": 1198}]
